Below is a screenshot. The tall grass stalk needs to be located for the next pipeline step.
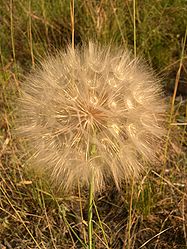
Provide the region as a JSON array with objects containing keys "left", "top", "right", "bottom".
[
  {"left": 93, "top": 200, "right": 109, "bottom": 248},
  {"left": 28, "top": 0, "right": 35, "bottom": 67},
  {"left": 133, "top": 0, "right": 136, "bottom": 57},
  {"left": 10, "top": 0, "right": 16, "bottom": 63},
  {"left": 127, "top": 176, "right": 134, "bottom": 249},
  {"left": 126, "top": 1, "right": 136, "bottom": 247},
  {"left": 70, "top": 0, "right": 75, "bottom": 50},
  {"left": 88, "top": 171, "right": 94, "bottom": 249}
]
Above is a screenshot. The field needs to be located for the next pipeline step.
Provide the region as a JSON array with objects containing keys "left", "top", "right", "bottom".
[{"left": 0, "top": 0, "right": 187, "bottom": 248}]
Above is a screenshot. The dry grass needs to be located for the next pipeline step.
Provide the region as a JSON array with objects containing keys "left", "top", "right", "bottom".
[{"left": 0, "top": 0, "right": 187, "bottom": 248}]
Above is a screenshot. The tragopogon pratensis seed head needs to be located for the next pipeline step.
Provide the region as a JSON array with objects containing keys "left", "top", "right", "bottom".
[{"left": 18, "top": 42, "right": 166, "bottom": 192}]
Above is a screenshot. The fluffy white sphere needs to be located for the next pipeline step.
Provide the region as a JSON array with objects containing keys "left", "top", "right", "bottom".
[{"left": 18, "top": 42, "right": 166, "bottom": 192}]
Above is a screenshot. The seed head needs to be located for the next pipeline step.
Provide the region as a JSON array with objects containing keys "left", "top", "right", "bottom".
[{"left": 18, "top": 42, "right": 166, "bottom": 192}]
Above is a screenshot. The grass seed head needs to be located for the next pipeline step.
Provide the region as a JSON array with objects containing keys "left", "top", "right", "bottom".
[{"left": 18, "top": 42, "right": 166, "bottom": 192}]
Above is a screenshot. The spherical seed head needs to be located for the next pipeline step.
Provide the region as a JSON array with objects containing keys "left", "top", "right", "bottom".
[{"left": 18, "top": 42, "right": 166, "bottom": 192}]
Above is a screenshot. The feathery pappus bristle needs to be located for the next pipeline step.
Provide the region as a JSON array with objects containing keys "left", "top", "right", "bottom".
[{"left": 17, "top": 42, "right": 166, "bottom": 192}]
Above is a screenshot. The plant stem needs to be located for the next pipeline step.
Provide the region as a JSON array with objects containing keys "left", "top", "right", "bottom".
[
  {"left": 133, "top": 0, "right": 137, "bottom": 57},
  {"left": 88, "top": 170, "right": 94, "bottom": 249},
  {"left": 70, "top": 0, "right": 74, "bottom": 50}
]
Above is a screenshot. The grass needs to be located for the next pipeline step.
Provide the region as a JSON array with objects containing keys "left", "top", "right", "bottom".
[{"left": 0, "top": 0, "right": 187, "bottom": 248}]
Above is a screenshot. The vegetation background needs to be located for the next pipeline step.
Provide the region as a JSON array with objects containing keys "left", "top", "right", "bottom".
[{"left": 0, "top": 0, "right": 187, "bottom": 248}]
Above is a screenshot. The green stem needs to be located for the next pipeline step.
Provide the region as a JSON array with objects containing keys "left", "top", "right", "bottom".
[{"left": 88, "top": 170, "right": 94, "bottom": 249}]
